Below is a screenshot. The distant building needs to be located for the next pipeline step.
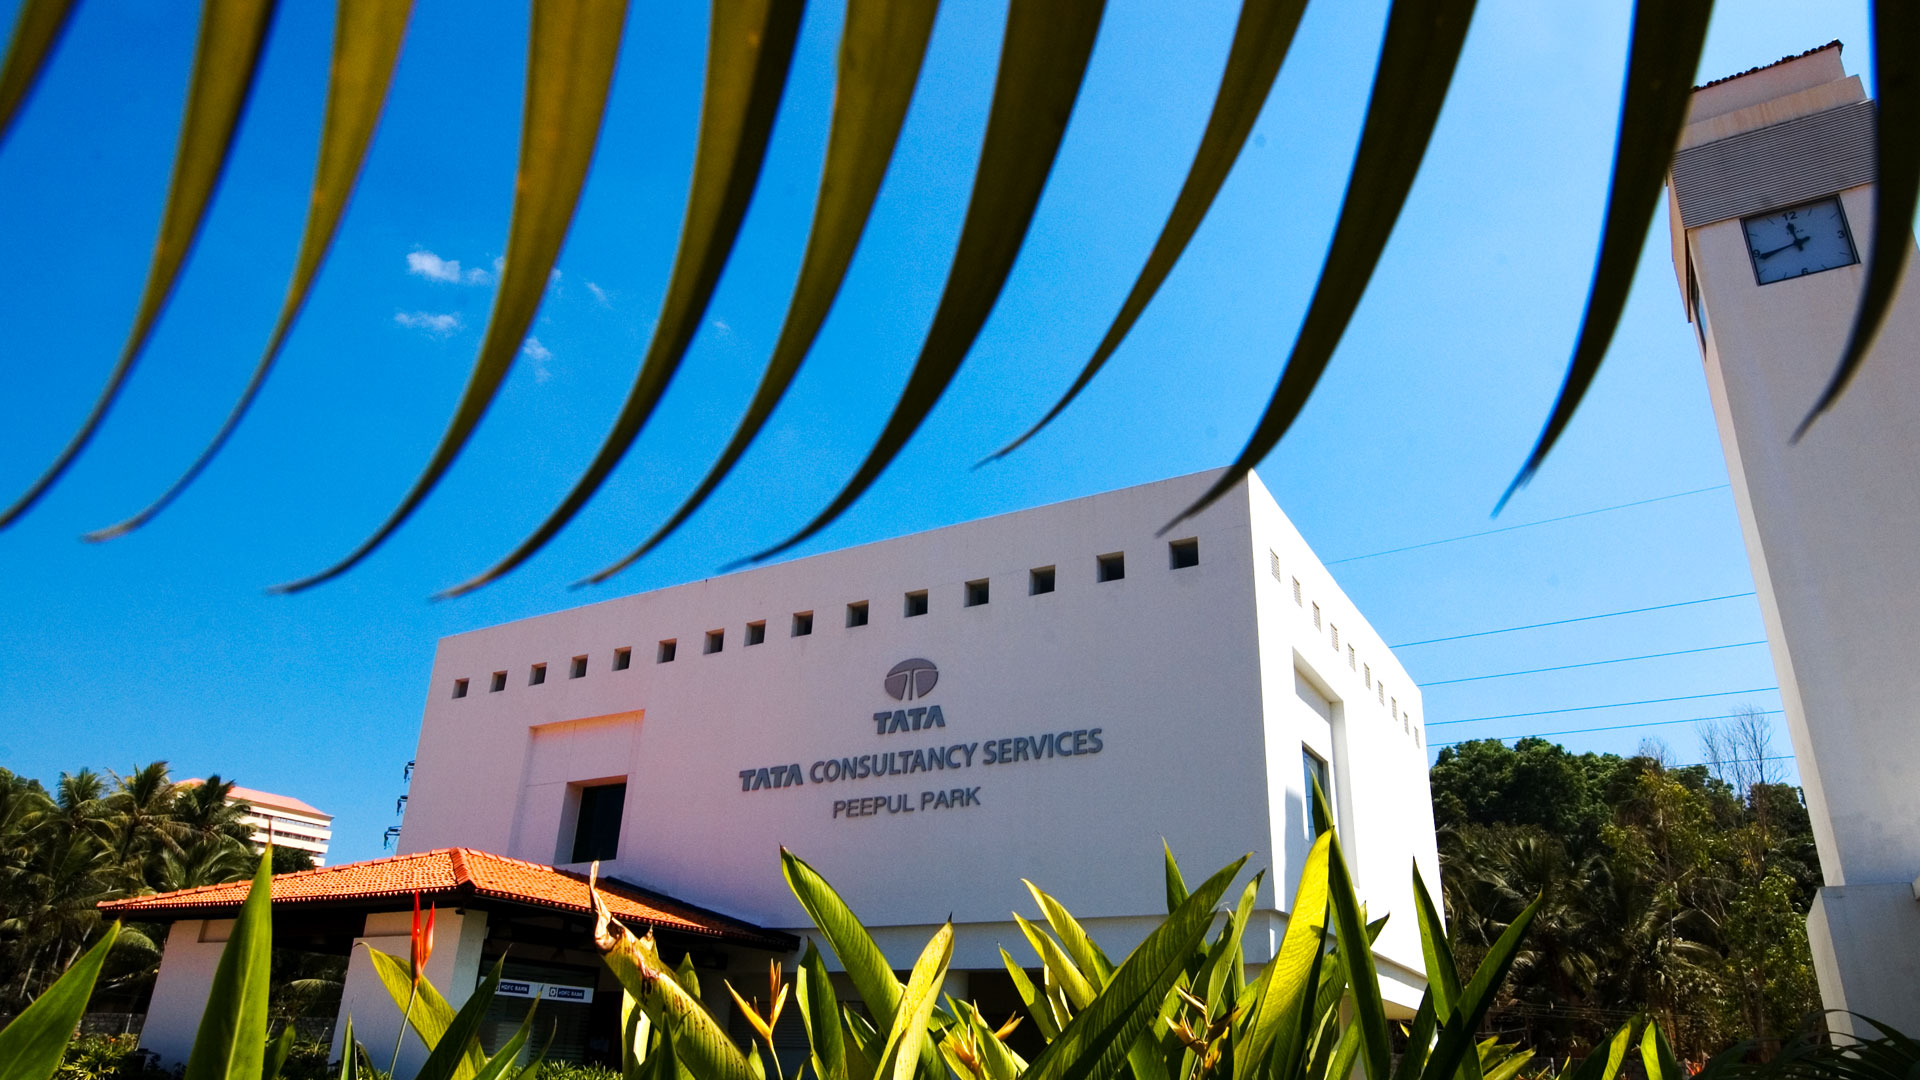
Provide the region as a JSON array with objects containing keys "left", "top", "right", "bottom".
[{"left": 186, "top": 781, "right": 333, "bottom": 865}]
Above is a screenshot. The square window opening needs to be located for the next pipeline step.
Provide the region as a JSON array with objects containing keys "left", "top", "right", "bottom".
[
  {"left": 490, "top": 671, "right": 507, "bottom": 693},
  {"left": 452, "top": 678, "right": 469, "bottom": 699},
  {"left": 1097, "top": 552, "right": 1125, "bottom": 582},
  {"left": 847, "top": 602, "right": 869, "bottom": 628},
  {"left": 529, "top": 663, "right": 547, "bottom": 686},
  {"left": 746, "top": 621, "right": 766, "bottom": 646},
  {"left": 570, "top": 781, "right": 627, "bottom": 863},
  {"left": 792, "top": 611, "right": 814, "bottom": 637},
  {"left": 658, "top": 640, "right": 677, "bottom": 664},
  {"left": 1169, "top": 538, "right": 1199, "bottom": 569},
  {"left": 1030, "top": 566, "right": 1056, "bottom": 595},
  {"left": 965, "top": 579, "right": 990, "bottom": 607},
  {"left": 570, "top": 655, "right": 588, "bottom": 679},
  {"left": 904, "top": 590, "right": 929, "bottom": 617},
  {"left": 705, "top": 630, "right": 725, "bottom": 654},
  {"left": 612, "top": 647, "right": 632, "bottom": 671}
]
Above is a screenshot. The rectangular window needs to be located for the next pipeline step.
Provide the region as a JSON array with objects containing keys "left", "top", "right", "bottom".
[
  {"left": 1030, "top": 566, "right": 1056, "bottom": 595},
  {"left": 1269, "top": 550, "right": 1281, "bottom": 581},
  {"left": 1363, "top": 664, "right": 1371, "bottom": 688},
  {"left": 570, "top": 782, "right": 627, "bottom": 863},
  {"left": 1347, "top": 645, "right": 1356, "bottom": 670},
  {"left": 904, "top": 590, "right": 929, "bottom": 617},
  {"left": 745, "top": 621, "right": 766, "bottom": 646},
  {"left": 847, "top": 601, "right": 869, "bottom": 627},
  {"left": 1378, "top": 682, "right": 1385, "bottom": 705},
  {"left": 452, "top": 678, "right": 469, "bottom": 699},
  {"left": 965, "top": 579, "right": 989, "bottom": 607},
  {"left": 1311, "top": 603, "right": 1321, "bottom": 629},
  {"left": 1097, "top": 552, "right": 1125, "bottom": 582},
  {"left": 658, "top": 640, "right": 677, "bottom": 664},
  {"left": 612, "top": 647, "right": 631, "bottom": 671},
  {"left": 529, "top": 663, "right": 547, "bottom": 686},
  {"left": 1169, "top": 538, "right": 1199, "bottom": 569},
  {"left": 570, "top": 655, "right": 588, "bottom": 679},
  {"left": 1302, "top": 749, "right": 1332, "bottom": 838},
  {"left": 1330, "top": 625, "right": 1339, "bottom": 651},
  {"left": 1292, "top": 577, "right": 1302, "bottom": 606},
  {"left": 705, "top": 630, "right": 724, "bottom": 654},
  {"left": 491, "top": 671, "right": 507, "bottom": 693},
  {"left": 792, "top": 611, "right": 814, "bottom": 637}
]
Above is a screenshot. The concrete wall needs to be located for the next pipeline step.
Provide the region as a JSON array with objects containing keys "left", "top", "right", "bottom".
[
  {"left": 137, "top": 919, "right": 229, "bottom": 1068},
  {"left": 401, "top": 471, "right": 1436, "bottom": 1008}
]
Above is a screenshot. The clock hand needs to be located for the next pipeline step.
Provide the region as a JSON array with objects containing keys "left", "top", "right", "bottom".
[{"left": 1754, "top": 240, "right": 1802, "bottom": 259}]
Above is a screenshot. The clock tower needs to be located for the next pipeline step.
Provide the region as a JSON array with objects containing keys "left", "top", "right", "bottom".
[{"left": 1669, "top": 43, "right": 1920, "bottom": 1033}]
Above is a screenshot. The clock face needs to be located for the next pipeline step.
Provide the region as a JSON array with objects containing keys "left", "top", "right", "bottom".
[{"left": 1742, "top": 197, "right": 1858, "bottom": 285}]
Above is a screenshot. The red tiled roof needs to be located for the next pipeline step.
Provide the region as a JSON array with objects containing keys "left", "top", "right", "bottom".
[{"left": 99, "top": 848, "right": 790, "bottom": 949}]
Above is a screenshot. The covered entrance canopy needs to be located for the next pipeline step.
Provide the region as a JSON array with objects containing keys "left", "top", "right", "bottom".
[{"left": 100, "top": 848, "right": 796, "bottom": 1070}]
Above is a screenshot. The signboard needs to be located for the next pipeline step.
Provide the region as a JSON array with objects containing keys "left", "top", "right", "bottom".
[{"left": 486, "top": 978, "right": 594, "bottom": 1004}]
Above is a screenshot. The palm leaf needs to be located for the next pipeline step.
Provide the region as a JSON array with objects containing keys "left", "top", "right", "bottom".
[
  {"left": 275, "top": 0, "right": 628, "bottom": 593},
  {"left": 587, "top": 0, "right": 941, "bottom": 582},
  {"left": 1170, "top": 0, "right": 1478, "bottom": 530},
  {"left": 0, "top": 0, "right": 278, "bottom": 533},
  {"left": 1500, "top": 0, "right": 1714, "bottom": 507},
  {"left": 746, "top": 0, "right": 1108, "bottom": 564},
  {"left": 0, "top": 921, "right": 120, "bottom": 1080},
  {"left": 87, "top": 0, "right": 414, "bottom": 541},
  {"left": 184, "top": 847, "right": 274, "bottom": 1080},
  {"left": 441, "top": 0, "right": 807, "bottom": 597},
  {"left": 0, "top": 0, "right": 77, "bottom": 146},
  {"left": 983, "top": 0, "right": 1309, "bottom": 463},
  {"left": 1796, "top": 5, "right": 1920, "bottom": 436}
]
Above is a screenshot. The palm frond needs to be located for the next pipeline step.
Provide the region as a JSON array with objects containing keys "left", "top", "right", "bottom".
[{"left": 0, "top": 0, "right": 77, "bottom": 145}]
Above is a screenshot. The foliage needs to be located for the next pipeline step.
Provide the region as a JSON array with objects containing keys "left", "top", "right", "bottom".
[
  {"left": 53, "top": 1033, "right": 174, "bottom": 1080},
  {"left": 1, "top": 3, "right": 1908, "bottom": 591},
  {"left": 1430, "top": 738, "right": 1824, "bottom": 1062}
]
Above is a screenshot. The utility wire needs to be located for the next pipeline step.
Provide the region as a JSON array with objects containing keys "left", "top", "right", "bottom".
[
  {"left": 1393, "top": 591, "right": 1757, "bottom": 648},
  {"left": 1434, "top": 708, "right": 1785, "bottom": 746},
  {"left": 1429, "top": 685, "right": 1779, "bottom": 726},
  {"left": 1422, "top": 640, "right": 1768, "bottom": 686},
  {"left": 1329, "top": 484, "right": 1729, "bottom": 564}
]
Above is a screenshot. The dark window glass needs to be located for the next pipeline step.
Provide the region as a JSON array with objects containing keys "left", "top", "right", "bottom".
[
  {"left": 1302, "top": 750, "right": 1331, "bottom": 838},
  {"left": 571, "top": 782, "right": 627, "bottom": 862}
]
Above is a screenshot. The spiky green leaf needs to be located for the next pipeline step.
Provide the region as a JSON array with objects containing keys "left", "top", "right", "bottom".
[
  {"left": 0, "top": 0, "right": 78, "bottom": 147},
  {"left": 184, "top": 847, "right": 274, "bottom": 1080},
  {"left": 367, "top": 947, "right": 487, "bottom": 1080},
  {"left": 0, "top": 922, "right": 121, "bottom": 1080}
]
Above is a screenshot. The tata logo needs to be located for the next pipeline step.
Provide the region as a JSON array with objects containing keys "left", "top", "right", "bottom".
[{"left": 884, "top": 658, "right": 939, "bottom": 701}]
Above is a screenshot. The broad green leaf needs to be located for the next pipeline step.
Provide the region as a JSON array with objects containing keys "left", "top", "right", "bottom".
[
  {"left": 984, "top": 0, "right": 1309, "bottom": 463},
  {"left": 1017, "top": 914, "right": 1097, "bottom": 1009},
  {"left": 746, "top": 0, "right": 1109, "bottom": 564},
  {"left": 0, "top": 0, "right": 77, "bottom": 147},
  {"left": 874, "top": 923, "right": 952, "bottom": 1080},
  {"left": 963, "top": 998, "right": 1027, "bottom": 1080},
  {"left": 1798, "top": 6, "right": 1920, "bottom": 436},
  {"left": 185, "top": 847, "right": 274, "bottom": 1080},
  {"left": 265, "top": 1026, "right": 296, "bottom": 1080},
  {"left": 781, "top": 849, "right": 903, "bottom": 1028},
  {"left": 1026, "top": 880, "right": 1116, "bottom": 984},
  {"left": 841, "top": 1003, "right": 880, "bottom": 1080},
  {"left": 1002, "top": 948, "right": 1061, "bottom": 1042},
  {"left": 676, "top": 953, "right": 702, "bottom": 999},
  {"left": 1164, "top": 841, "right": 1190, "bottom": 915},
  {"left": 88, "top": 0, "right": 414, "bottom": 541},
  {"left": 338, "top": 1018, "right": 359, "bottom": 1080},
  {"left": 366, "top": 947, "right": 487, "bottom": 1080},
  {"left": 1417, "top": 894, "right": 1542, "bottom": 1080},
  {"left": 277, "top": 0, "right": 628, "bottom": 593},
  {"left": 1483, "top": 1049, "right": 1535, "bottom": 1080},
  {"left": 595, "top": 908, "right": 754, "bottom": 1080},
  {"left": 1560, "top": 1020, "right": 1636, "bottom": 1080},
  {"left": 415, "top": 955, "right": 508, "bottom": 1080},
  {"left": 1640, "top": 1023, "right": 1683, "bottom": 1080},
  {"left": 1023, "top": 855, "right": 1248, "bottom": 1080},
  {"left": 796, "top": 941, "right": 847, "bottom": 1080},
  {"left": 623, "top": 990, "right": 652, "bottom": 1079},
  {"left": 0, "top": 921, "right": 120, "bottom": 1080},
  {"left": 1312, "top": 1013, "right": 1362, "bottom": 1080},
  {"left": 1387, "top": 994, "right": 1436, "bottom": 1080},
  {"left": 468, "top": 998, "right": 537, "bottom": 1080},
  {"left": 445, "top": 0, "right": 806, "bottom": 596},
  {"left": 1233, "top": 832, "right": 1330, "bottom": 1080},
  {"left": 1170, "top": 0, "right": 1480, "bottom": 531},
  {"left": 1197, "top": 872, "right": 1262, "bottom": 1017},
  {"left": 0, "top": 0, "right": 278, "bottom": 533},
  {"left": 1411, "top": 865, "right": 1460, "bottom": 1021},
  {"left": 1501, "top": 0, "right": 1714, "bottom": 506},
  {"left": 590, "top": 0, "right": 942, "bottom": 579}
]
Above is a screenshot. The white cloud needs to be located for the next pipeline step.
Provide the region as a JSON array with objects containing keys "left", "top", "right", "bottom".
[
  {"left": 586, "top": 281, "right": 610, "bottom": 307},
  {"left": 522, "top": 336, "right": 553, "bottom": 382},
  {"left": 408, "top": 249, "right": 492, "bottom": 285},
  {"left": 395, "top": 311, "right": 463, "bottom": 336},
  {"left": 710, "top": 318, "right": 732, "bottom": 337}
]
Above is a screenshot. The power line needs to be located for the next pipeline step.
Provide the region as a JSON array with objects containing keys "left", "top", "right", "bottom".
[
  {"left": 1429, "top": 686, "right": 1779, "bottom": 726},
  {"left": 1328, "top": 484, "right": 1729, "bottom": 564},
  {"left": 1422, "top": 640, "right": 1768, "bottom": 686},
  {"left": 1392, "top": 591, "right": 1758, "bottom": 648},
  {"left": 1434, "top": 708, "right": 1785, "bottom": 746}
]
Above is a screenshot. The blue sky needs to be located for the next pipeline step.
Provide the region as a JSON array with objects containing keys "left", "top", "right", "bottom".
[{"left": 0, "top": 1, "right": 1872, "bottom": 863}]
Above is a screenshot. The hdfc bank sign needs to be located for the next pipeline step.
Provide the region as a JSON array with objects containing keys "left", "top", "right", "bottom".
[{"left": 734, "top": 659, "right": 1107, "bottom": 820}]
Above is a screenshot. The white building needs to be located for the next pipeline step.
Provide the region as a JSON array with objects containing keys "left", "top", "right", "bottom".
[
  {"left": 228, "top": 784, "right": 333, "bottom": 865},
  {"left": 1667, "top": 44, "right": 1920, "bottom": 1031},
  {"left": 113, "top": 470, "right": 1439, "bottom": 1069}
]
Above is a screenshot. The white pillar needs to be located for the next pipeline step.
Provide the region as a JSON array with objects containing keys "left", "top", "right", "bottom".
[
  {"left": 137, "top": 920, "right": 231, "bottom": 1068},
  {"left": 331, "top": 909, "right": 489, "bottom": 1073}
]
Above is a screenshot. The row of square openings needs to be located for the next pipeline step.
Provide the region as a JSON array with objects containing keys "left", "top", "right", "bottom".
[
  {"left": 448, "top": 538, "right": 1201, "bottom": 698},
  {"left": 1268, "top": 548, "right": 1418, "bottom": 740}
]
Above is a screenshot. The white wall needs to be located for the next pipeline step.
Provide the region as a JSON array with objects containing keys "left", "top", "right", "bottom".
[
  {"left": 401, "top": 471, "right": 1435, "bottom": 1007},
  {"left": 331, "top": 909, "right": 489, "bottom": 1074},
  {"left": 137, "top": 919, "right": 228, "bottom": 1068}
]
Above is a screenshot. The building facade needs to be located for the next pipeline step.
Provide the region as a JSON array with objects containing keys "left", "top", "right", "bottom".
[
  {"left": 227, "top": 784, "right": 333, "bottom": 865},
  {"left": 1667, "top": 44, "right": 1920, "bottom": 1031}
]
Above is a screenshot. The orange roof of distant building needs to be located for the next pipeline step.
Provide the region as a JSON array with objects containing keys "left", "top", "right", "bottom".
[
  {"left": 180, "top": 779, "right": 331, "bottom": 820},
  {"left": 1697, "top": 41, "right": 1841, "bottom": 91},
  {"left": 98, "top": 848, "right": 792, "bottom": 949}
]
